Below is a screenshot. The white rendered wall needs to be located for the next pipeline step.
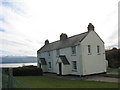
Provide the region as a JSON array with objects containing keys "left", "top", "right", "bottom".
[
  {"left": 81, "top": 31, "right": 107, "bottom": 75},
  {"left": 38, "top": 45, "right": 82, "bottom": 75}
]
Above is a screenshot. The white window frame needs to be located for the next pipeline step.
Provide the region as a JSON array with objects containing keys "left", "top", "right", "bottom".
[
  {"left": 48, "top": 51, "right": 50, "bottom": 56},
  {"left": 88, "top": 45, "right": 91, "bottom": 55},
  {"left": 72, "top": 61, "right": 77, "bottom": 71},
  {"left": 71, "top": 46, "right": 76, "bottom": 55},
  {"left": 56, "top": 49, "right": 60, "bottom": 56},
  {"left": 97, "top": 45, "right": 100, "bottom": 54},
  {"left": 48, "top": 62, "right": 51, "bottom": 68}
]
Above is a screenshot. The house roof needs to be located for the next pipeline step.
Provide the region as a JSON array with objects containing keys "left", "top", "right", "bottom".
[
  {"left": 59, "top": 55, "right": 70, "bottom": 65},
  {"left": 40, "top": 58, "right": 47, "bottom": 65},
  {"left": 38, "top": 32, "right": 88, "bottom": 53}
]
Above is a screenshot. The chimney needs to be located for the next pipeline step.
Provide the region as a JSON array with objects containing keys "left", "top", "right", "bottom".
[
  {"left": 87, "top": 23, "right": 94, "bottom": 32},
  {"left": 45, "top": 39, "right": 49, "bottom": 45},
  {"left": 60, "top": 33, "right": 68, "bottom": 40}
]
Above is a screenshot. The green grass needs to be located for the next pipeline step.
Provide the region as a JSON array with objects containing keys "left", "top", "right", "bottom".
[
  {"left": 15, "top": 76, "right": 119, "bottom": 88},
  {"left": 107, "top": 68, "right": 120, "bottom": 72}
]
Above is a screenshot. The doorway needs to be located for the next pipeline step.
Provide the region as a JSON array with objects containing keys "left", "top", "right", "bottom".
[{"left": 58, "top": 63, "right": 62, "bottom": 75}]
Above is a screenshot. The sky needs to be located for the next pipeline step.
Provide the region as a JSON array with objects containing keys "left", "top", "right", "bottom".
[{"left": 0, "top": 0, "right": 119, "bottom": 56}]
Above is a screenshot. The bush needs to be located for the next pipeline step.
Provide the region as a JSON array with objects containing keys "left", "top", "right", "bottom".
[
  {"left": 13, "top": 65, "right": 43, "bottom": 76},
  {"left": 106, "top": 48, "right": 120, "bottom": 68}
]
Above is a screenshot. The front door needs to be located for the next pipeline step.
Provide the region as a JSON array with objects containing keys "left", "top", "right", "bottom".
[
  {"left": 39, "top": 63, "right": 41, "bottom": 68},
  {"left": 58, "top": 63, "right": 62, "bottom": 75}
]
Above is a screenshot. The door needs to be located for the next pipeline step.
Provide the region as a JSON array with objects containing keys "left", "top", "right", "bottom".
[
  {"left": 58, "top": 63, "right": 62, "bottom": 75},
  {"left": 39, "top": 63, "right": 41, "bottom": 68}
]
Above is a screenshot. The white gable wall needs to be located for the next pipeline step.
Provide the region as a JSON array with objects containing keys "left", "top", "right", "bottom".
[{"left": 80, "top": 31, "right": 107, "bottom": 75}]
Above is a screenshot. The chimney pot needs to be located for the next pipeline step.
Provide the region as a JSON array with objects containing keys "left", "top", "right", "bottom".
[
  {"left": 60, "top": 33, "right": 68, "bottom": 40},
  {"left": 87, "top": 23, "right": 94, "bottom": 32},
  {"left": 45, "top": 39, "right": 49, "bottom": 45}
]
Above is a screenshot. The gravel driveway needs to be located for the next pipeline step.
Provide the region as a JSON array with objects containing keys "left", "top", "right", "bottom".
[
  {"left": 85, "top": 76, "right": 119, "bottom": 83},
  {"left": 44, "top": 73, "right": 119, "bottom": 83}
]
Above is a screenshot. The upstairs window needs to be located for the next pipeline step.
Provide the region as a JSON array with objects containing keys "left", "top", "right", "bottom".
[
  {"left": 48, "top": 51, "right": 50, "bottom": 56},
  {"left": 97, "top": 45, "right": 100, "bottom": 54},
  {"left": 71, "top": 46, "right": 76, "bottom": 54},
  {"left": 56, "top": 49, "right": 60, "bottom": 56},
  {"left": 72, "top": 61, "right": 77, "bottom": 70},
  {"left": 88, "top": 45, "right": 91, "bottom": 54}
]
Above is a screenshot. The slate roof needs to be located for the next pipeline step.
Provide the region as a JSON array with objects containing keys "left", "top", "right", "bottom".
[
  {"left": 40, "top": 58, "right": 47, "bottom": 65},
  {"left": 59, "top": 55, "right": 70, "bottom": 65},
  {"left": 38, "top": 32, "right": 88, "bottom": 53}
]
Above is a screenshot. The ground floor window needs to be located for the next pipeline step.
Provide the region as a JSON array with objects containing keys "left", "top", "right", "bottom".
[
  {"left": 48, "top": 62, "right": 51, "bottom": 68},
  {"left": 38, "top": 60, "right": 41, "bottom": 68},
  {"left": 72, "top": 61, "right": 77, "bottom": 70}
]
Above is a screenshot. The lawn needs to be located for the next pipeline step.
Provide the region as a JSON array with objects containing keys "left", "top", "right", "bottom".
[
  {"left": 107, "top": 68, "right": 120, "bottom": 72},
  {"left": 15, "top": 76, "right": 119, "bottom": 88}
]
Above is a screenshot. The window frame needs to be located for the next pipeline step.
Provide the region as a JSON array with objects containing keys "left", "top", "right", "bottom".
[
  {"left": 88, "top": 45, "right": 91, "bottom": 55},
  {"left": 97, "top": 45, "right": 100, "bottom": 54},
  {"left": 48, "top": 62, "right": 51, "bottom": 68},
  {"left": 72, "top": 61, "right": 77, "bottom": 71},
  {"left": 56, "top": 49, "right": 60, "bottom": 56},
  {"left": 48, "top": 51, "right": 50, "bottom": 56},
  {"left": 71, "top": 46, "right": 76, "bottom": 55}
]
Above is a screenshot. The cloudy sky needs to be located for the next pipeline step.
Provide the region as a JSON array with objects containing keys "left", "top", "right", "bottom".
[{"left": 0, "top": 0, "right": 119, "bottom": 56}]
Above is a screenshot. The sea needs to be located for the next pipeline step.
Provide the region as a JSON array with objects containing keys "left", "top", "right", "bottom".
[{"left": 0, "top": 63, "right": 37, "bottom": 68}]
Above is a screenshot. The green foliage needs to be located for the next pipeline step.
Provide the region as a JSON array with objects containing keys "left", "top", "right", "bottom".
[
  {"left": 107, "top": 68, "right": 120, "bottom": 72},
  {"left": 13, "top": 65, "right": 43, "bottom": 76},
  {"left": 105, "top": 48, "right": 120, "bottom": 68}
]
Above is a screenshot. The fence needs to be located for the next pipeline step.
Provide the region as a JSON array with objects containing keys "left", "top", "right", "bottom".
[{"left": 2, "top": 68, "right": 31, "bottom": 89}]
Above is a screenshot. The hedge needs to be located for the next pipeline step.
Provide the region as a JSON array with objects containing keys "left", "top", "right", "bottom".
[{"left": 13, "top": 65, "right": 43, "bottom": 76}]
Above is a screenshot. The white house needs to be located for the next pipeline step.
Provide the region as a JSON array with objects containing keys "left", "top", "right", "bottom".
[{"left": 37, "top": 23, "right": 108, "bottom": 76}]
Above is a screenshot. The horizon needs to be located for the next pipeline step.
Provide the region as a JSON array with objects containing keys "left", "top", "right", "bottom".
[
  {"left": 1, "top": 47, "right": 119, "bottom": 57},
  {"left": 0, "top": 0, "right": 119, "bottom": 56}
]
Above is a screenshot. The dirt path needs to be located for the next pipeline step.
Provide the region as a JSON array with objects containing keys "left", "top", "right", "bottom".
[
  {"left": 44, "top": 73, "right": 119, "bottom": 83},
  {"left": 107, "top": 72, "right": 119, "bottom": 75},
  {"left": 85, "top": 76, "right": 119, "bottom": 83}
]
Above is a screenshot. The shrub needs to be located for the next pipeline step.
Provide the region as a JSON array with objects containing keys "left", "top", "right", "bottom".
[
  {"left": 106, "top": 48, "right": 120, "bottom": 68},
  {"left": 13, "top": 66, "right": 43, "bottom": 76}
]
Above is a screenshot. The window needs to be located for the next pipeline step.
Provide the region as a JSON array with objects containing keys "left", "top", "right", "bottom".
[
  {"left": 97, "top": 45, "right": 100, "bottom": 54},
  {"left": 48, "top": 51, "right": 50, "bottom": 56},
  {"left": 48, "top": 62, "right": 51, "bottom": 68},
  {"left": 56, "top": 49, "right": 60, "bottom": 56},
  {"left": 71, "top": 46, "right": 76, "bottom": 54},
  {"left": 72, "top": 61, "right": 77, "bottom": 70},
  {"left": 39, "top": 63, "right": 41, "bottom": 68},
  {"left": 38, "top": 60, "right": 41, "bottom": 68},
  {"left": 88, "top": 45, "right": 91, "bottom": 54}
]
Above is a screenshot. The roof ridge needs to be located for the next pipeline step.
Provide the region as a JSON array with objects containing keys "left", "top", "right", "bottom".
[
  {"left": 68, "top": 31, "right": 88, "bottom": 38},
  {"left": 38, "top": 31, "right": 89, "bottom": 53},
  {"left": 48, "top": 31, "right": 88, "bottom": 45}
]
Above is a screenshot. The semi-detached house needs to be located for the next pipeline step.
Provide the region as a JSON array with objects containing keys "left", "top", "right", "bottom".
[{"left": 37, "top": 23, "right": 108, "bottom": 76}]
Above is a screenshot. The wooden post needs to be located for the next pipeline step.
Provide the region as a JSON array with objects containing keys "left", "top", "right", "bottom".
[
  {"left": 0, "top": 68, "right": 2, "bottom": 90},
  {"left": 8, "top": 68, "right": 13, "bottom": 88}
]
